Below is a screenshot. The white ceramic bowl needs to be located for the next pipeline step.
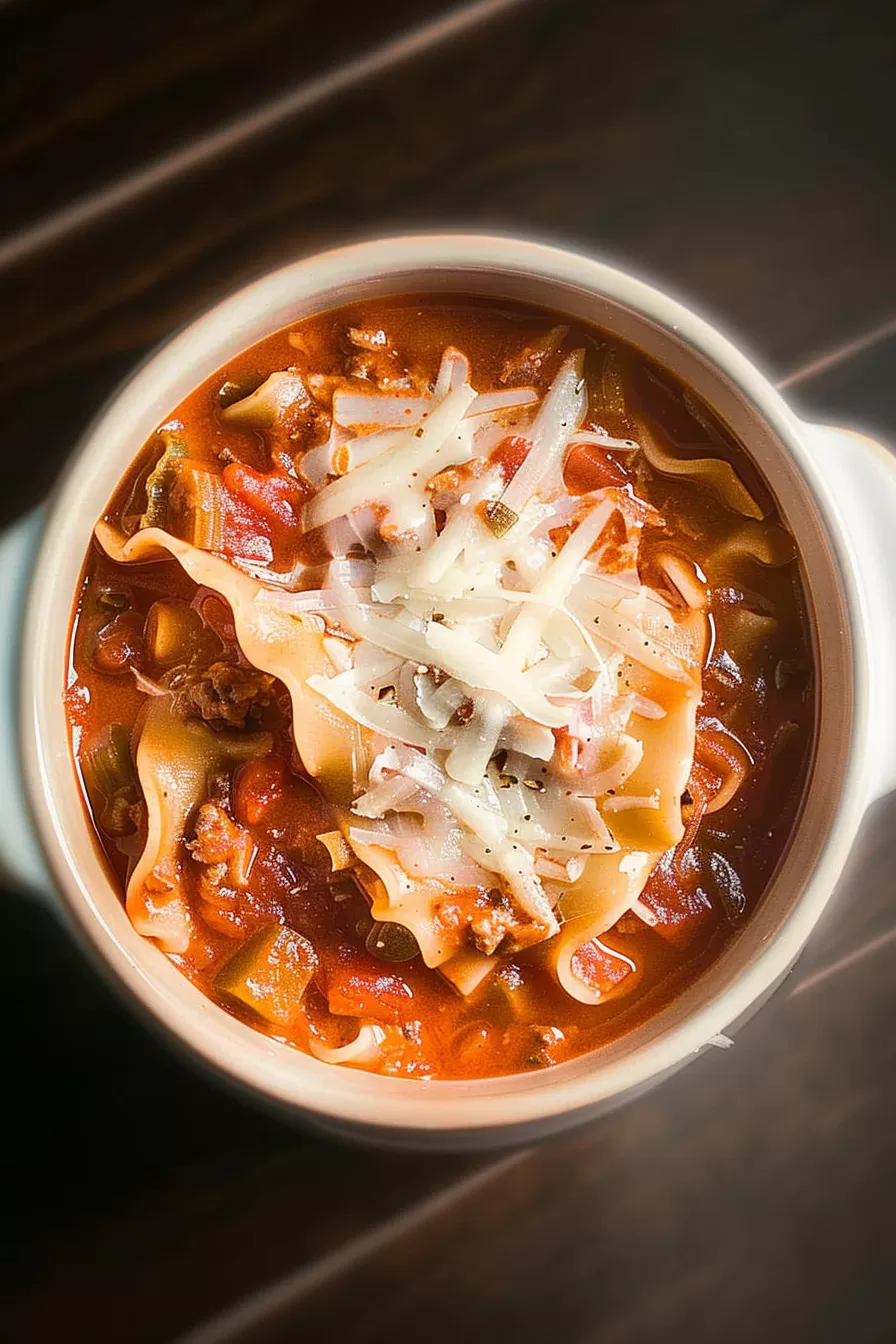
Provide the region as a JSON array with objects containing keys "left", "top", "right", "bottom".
[{"left": 3, "top": 235, "right": 895, "bottom": 1150}]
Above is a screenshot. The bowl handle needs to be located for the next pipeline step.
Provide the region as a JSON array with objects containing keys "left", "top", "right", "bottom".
[
  {"left": 0, "top": 508, "right": 53, "bottom": 899},
  {"left": 802, "top": 422, "right": 896, "bottom": 804}
]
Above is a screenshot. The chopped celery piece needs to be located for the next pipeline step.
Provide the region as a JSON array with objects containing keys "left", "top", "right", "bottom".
[
  {"left": 98, "top": 590, "right": 129, "bottom": 611},
  {"left": 179, "top": 465, "right": 227, "bottom": 550},
  {"left": 83, "top": 723, "right": 137, "bottom": 835},
  {"left": 141, "top": 431, "right": 187, "bottom": 529},
  {"left": 216, "top": 923, "right": 318, "bottom": 1028}
]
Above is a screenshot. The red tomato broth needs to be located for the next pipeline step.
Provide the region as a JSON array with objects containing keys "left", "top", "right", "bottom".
[{"left": 66, "top": 296, "right": 815, "bottom": 1080}]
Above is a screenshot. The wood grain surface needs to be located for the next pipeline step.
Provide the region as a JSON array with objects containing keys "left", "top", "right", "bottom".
[
  {"left": 0, "top": 0, "right": 459, "bottom": 230},
  {"left": 3, "top": 0, "right": 896, "bottom": 1340},
  {"left": 271, "top": 892, "right": 896, "bottom": 1344}
]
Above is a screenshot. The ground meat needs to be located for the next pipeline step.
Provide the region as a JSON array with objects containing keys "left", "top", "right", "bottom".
[
  {"left": 188, "top": 802, "right": 251, "bottom": 876},
  {"left": 346, "top": 355, "right": 419, "bottom": 389},
  {"left": 433, "top": 899, "right": 466, "bottom": 939},
  {"left": 434, "top": 886, "right": 544, "bottom": 957},
  {"left": 269, "top": 401, "right": 330, "bottom": 464},
  {"left": 184, "top": 662, "right": 274, "bottom": 727},
  {"left": 197, "top": 870, "right": 245, "bottom": 939},
  {"left": 188, "top": 807, "right": 251, "bottom": 937},
  {"left": 469, "top": 893, "right": 548, "bottom": 956},
  {"left": 499, "top": 326, "right": 567, "bottom": 385},
  {"left": 343, "top": 327, "right": 421, "bottom": 390},
  {"left": 346, "top": 326, "right": 390, "bottom": 352},
  {"left": 469, "top": 896, "right": 520, "bottom": 956}
]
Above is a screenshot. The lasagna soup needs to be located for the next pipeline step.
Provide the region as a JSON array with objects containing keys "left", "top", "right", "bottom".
[{"left": 66, "top": 298, "right": 814, "bottom": 1079}]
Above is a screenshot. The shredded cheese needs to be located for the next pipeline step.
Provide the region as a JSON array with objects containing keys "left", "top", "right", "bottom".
[{"left": 102, "top": 339, "right": 718, "bottom": 1001}]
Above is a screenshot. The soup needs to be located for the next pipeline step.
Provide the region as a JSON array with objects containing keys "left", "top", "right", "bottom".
[{"left": 66, "top": 298, "right": 814, "bottom": 1080}]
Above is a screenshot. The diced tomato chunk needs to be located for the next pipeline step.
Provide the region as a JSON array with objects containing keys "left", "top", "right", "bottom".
[
  {"left": 570, "top": 935, "right": 638, "bottom": 1000},
  {"left": 324, "top": 946, "right": 415, "bottom": 1024},
  {"left": 92, "top": 610, "right": 145, "bottom": 676},
  {"left": 221, "top": 492, "right": 273, "bottom": 561},
  {"left": 640, "top": 850, "right": 715, "bottom": 949},
  {"left": 234, "top": 756, "right": 287, "bottom": 826},
  {"left": 564, "top": 441, "right": 630, "bottom": 494},
  {"left": 222, "top": 464, "right": 307, "bottom": 528},
  {"left": 489, "top": 435, "right": 530, "bottom": 484}
]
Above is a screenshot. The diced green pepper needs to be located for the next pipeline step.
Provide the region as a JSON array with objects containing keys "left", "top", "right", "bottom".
[
  {"left": 141, "top": 431, "right": 187, "bottom": 530},
  {"left": 98, "top": 590, "right": 130, "bottom": 611},
  {"left": 482, "top": 499, "right": 519, "bottom": 538},
  {"left": 83, "top": 723, "right": 138, "bottom": 835},
  {"left": 487, "top": 962, "right": 538, "bottom": 1020},
  {"left": 216, "top": 923, "right": 318, "bottom": 1028}
]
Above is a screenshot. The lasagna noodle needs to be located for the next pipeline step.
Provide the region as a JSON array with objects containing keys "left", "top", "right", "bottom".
[
  {"left": 128, "top": 697, "right": 271, "bottom": 953},
  {"left": 97, "top": 524, "right": 477, "bottom": 970},
  {"left": 98, "top": 524, "right": 709, "bottom": 997},
  {"left": 97, "top": 523, "right": 361, "bottom": 804},
  {"left": 347, "top": 834, "right": 501, "bottom": 991},
  {"left": 636, "top": 417, "right": 765, "bottom": 520},
  {"left": 550, "top": 613, "right": 706, "bottom": 1006},
  {"left": 348, "top": 833, "right": 465, "bottom": 969}
]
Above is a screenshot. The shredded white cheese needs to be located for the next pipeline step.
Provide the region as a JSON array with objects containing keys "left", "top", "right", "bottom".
[{"left": 103, "top": 339, "right": 712, "bottom": 999}]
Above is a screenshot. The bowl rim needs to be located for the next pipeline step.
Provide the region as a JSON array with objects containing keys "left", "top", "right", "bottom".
[{"left": 21, "top": 232, "right": 869, "bottom": 1133}]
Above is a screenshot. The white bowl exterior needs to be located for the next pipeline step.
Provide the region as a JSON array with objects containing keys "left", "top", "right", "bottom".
[{"left": 20, "top": 236, "right": 871, "bottom": 1144}]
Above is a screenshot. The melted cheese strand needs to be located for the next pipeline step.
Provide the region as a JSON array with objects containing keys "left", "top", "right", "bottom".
[
  {"left": 306, "top": 674, "right": 441, "bottom": 750},
  {"left": 501, "top": 498, "right": 615, "bottom": 670},
  {"left": 500, "top": 351, "right": 587, "bottom": 514},
  {"left": 336, "top": 603, "right": 571, "bottom": 727},
  {"left": 305, "top": 380, "right": 476, "bottom": 531}
]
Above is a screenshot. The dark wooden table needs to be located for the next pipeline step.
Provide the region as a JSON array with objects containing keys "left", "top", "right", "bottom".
[{"left": 4, "top": 1, "right": 896, "bottom": 1339}]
